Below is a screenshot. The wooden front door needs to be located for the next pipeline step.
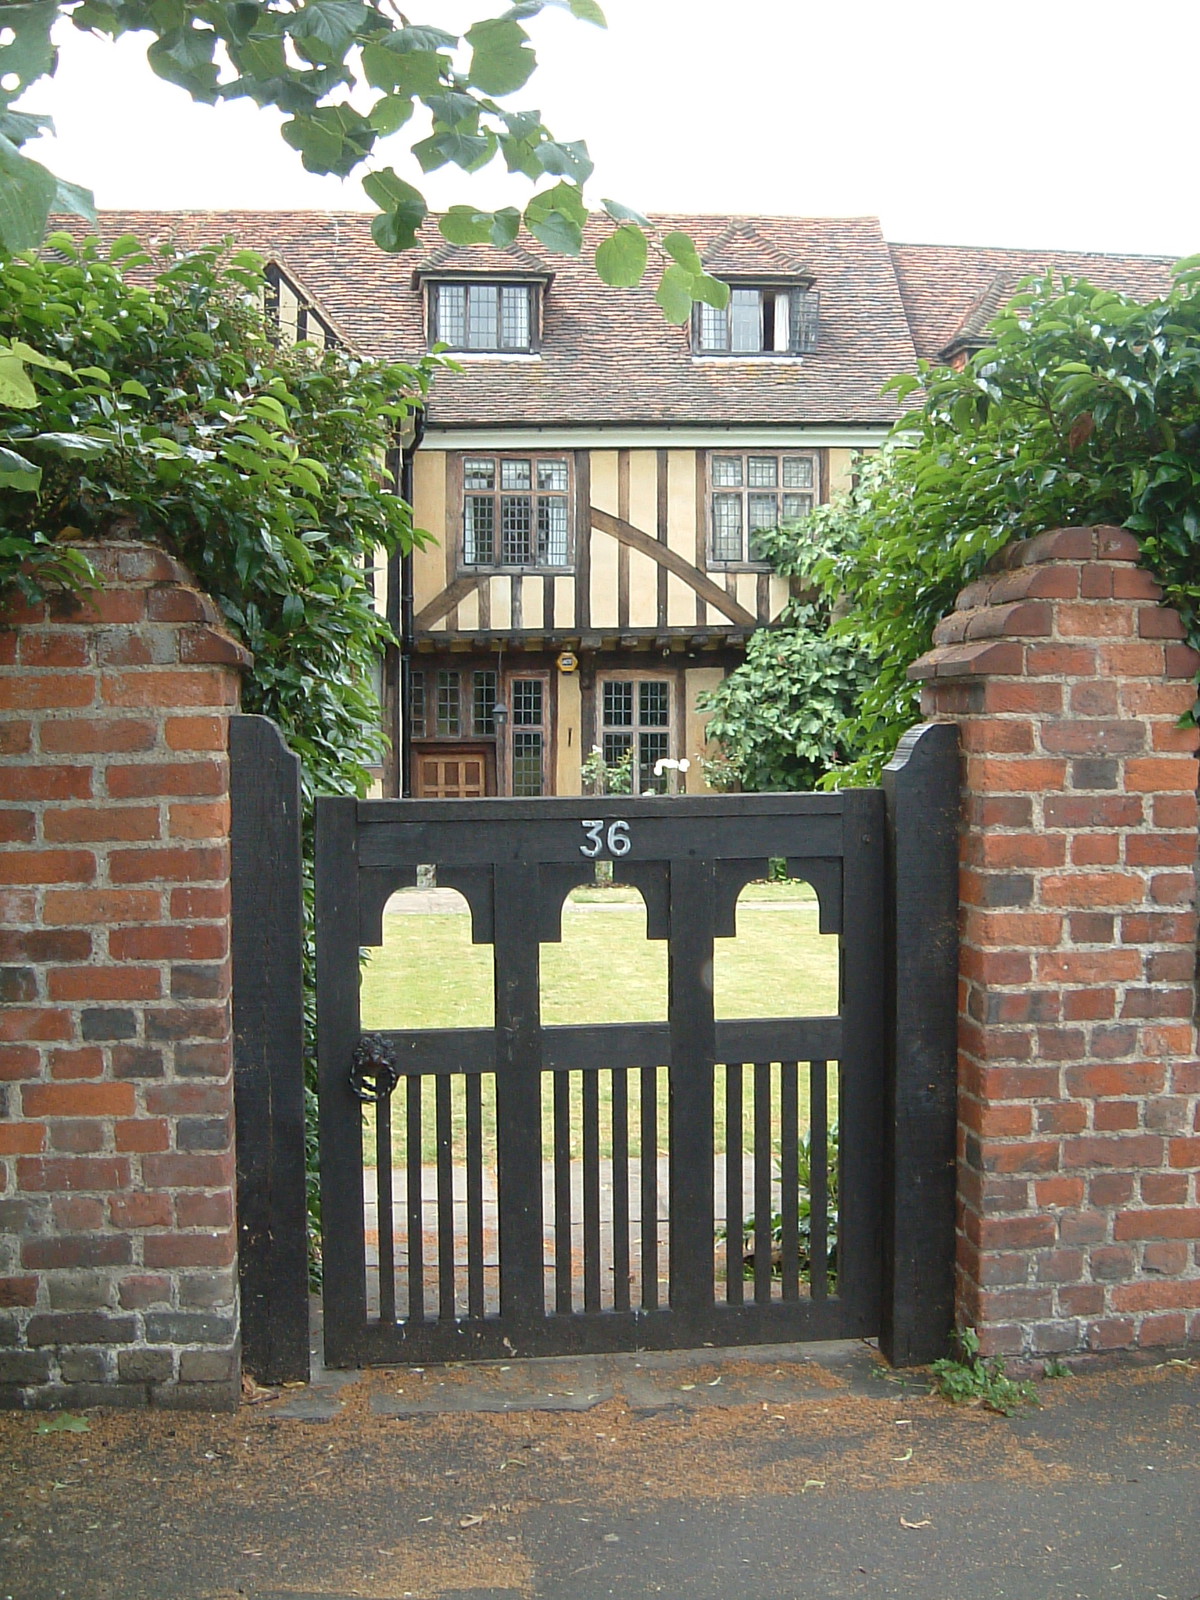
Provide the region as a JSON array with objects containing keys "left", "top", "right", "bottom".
[{"left": 413, "top": 744, "right": 493, "bottom": 798}]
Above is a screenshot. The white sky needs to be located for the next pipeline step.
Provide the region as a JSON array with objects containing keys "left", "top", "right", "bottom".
[{"left": 23, "top": 0, "right": 1200, "bottom": 255}]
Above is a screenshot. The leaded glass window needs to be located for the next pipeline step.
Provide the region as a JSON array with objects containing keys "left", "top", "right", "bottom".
[
  {"left": 431, "top": 282, "right": 535, "bottom": 352},
  {"left": 694, "top": 286, "right": 820, "bottom": 355},
  {"left": 600, "top": 678, "right": 674, "bottom": 795},
  {"left": 460, "top": 455, "right": 571, "bottom": 568},
  {"left": 410, "top": 670, "right": 426, "bottom": 738},
  {"left": 436, "top": 670, "right": 461, "bottom": 737},
  {"left": 708, "top": 452, "right": 817, "bottom": 563},
  {"left": 472, "top": 670, "right": 497, "bottom": 736},
  {"left": 509, "top": 677, "right": 546, "bottom": 796}
]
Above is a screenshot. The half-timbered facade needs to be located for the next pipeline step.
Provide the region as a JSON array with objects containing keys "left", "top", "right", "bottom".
[{"left": 84, "top": 209, "right": 1176, "bottom": 797}]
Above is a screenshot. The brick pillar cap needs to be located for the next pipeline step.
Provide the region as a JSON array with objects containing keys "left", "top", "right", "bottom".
[{"left": 995, "top": 525, "right": 1141, "bottom": 569}]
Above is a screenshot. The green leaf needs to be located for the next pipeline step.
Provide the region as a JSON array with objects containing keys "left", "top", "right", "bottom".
[
  {"left": 438, "top": 206, "right": 495, "bottom": 247},
  {"left": 51, "top": 175, "right": 95, "bottom": 224},
  {"left": 367, "top": 94, "right": 413, "bottom": 136},
  {"left": 0, "top": 445, "right": 40, "bottom": 490},
  {"left": 534, "top": 139, "right": 593, "bottom": 184},
  {"left": 692, "top": 273, "right": 729, "bottom": 310},
  {"left": 282, "top": 104, "right": 374, "bottom": 176},
  {"left": 595, "top": 224, "right": 647, "bottom": 288},
  {"left": 119, "top": 379, "right": 150, "bottom": 399},
  {"left": 29, "top": 431, "right": 110, "bottom": 459},
  {"left": 0, "top": 4, "right": 58, "bottom": 104},
  {"left": 0, "top": 133, "right": 56, "bottom": 252},
  {"left": 655, "top": 264, "right": 695, "bottom": 325},
  {"left": 0, "top": 353, "right": 37, "bottom": 407},
  {"left": 35, "top": 1413, "right": 89, "bottom": 1434},
  {"left": 393, "top": 25, "right": 458, "bottom": 50},
  {"left": 146, "top": 25, "right": 220, "bottom": 102},
  {"left": 283, "top": 2, "right": 370, "bottom": 61},
  {"left": 465, "top": 18, "right": 536, "bottom": 96},
  {"left": 602, "top": 197, "right": 650, "bottom": 228},
  {"left": 490, "top": 208, "right": 521, "bottom": 247},
  {"left": 412, "top": 128, "right": 495, "bottom": 174},
  {"left": 525, "top": 209, "right": 580, "bottom": 255},
  {"left": 361, "top": 41, "right": 445, "bottom": 97},
  {"left": 663, "top": 231, "right": 703, "bottom": 276},
  {"left": 371, "top": 197, "right": 426, "bottom": 254},
  {"left": 6, "top": 340, "right": 72, "bottom": 374}
]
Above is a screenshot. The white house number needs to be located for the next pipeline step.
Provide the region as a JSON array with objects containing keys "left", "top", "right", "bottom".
[{"left": 580, "top": 819, "right": 632, "bottom": 858}]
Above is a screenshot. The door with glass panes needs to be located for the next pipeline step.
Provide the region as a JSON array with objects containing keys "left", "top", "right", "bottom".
[{"left": 504, "top": 674, "right": 549, "bottom": 797}]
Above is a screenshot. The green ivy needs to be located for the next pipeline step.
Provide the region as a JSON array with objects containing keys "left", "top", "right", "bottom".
[
  {"left": 808, "top": 264, "right": 1200, "bottom": 783},
  {"left": 0, "top": 234, "right": 436, "bottom": 1267}
]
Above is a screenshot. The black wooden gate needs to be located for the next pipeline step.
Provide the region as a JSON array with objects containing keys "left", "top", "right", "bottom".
[{"left": 309, "top": 723, "right": 959, "bottom": 1371}]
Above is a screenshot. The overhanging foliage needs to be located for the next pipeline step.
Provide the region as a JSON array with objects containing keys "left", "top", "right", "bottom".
[
  {"left": 709, "top": 264, "right": 1200, "bottom": 790},
  {"left": 0, "top": 2, "right": 726, "bottom": 318}
]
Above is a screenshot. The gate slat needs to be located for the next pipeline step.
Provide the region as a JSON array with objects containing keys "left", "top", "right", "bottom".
[
  {"left": 582, "top": 1069, "right": 601, "bottom": 1313},
  {"left": 725, "top": 1063, "right": 743, "bottom": 1306},
  {"left": 493, "top": 862, "right": 546, "bottom": 1322},
  {"left": 611, "top": 1068, "right": 630, "bottom": 1314},
  {"left": 779, "top": 1062, "right": 800, "bottom": 1302},
  {"left": 553, "top": 1072, "right": 572, "bottom": 1314},
  {"left": 376, "top": 1097, "right": 395, "bottom": 1323},
  {"left": 465, "top": 1074, "right": 485, "bottom": 1319},
  {"left": 640, "top": 1066, "right": 658, "bottom": 1311},
  {"left": 436, "top": 1075, "right": 455, "bottom": 1321},
  {"left": 405, "top": 1075, "right": 425, "bottom": 1324},
  {"left": 809, "top": 1061, "right": 828, "bottom": 1304},
  {"left": 753, "top": 1062, "right": 772, "bottom": 1306},
  {"left": 667, "top": 858, "right": 717, "bottom": 1322}
]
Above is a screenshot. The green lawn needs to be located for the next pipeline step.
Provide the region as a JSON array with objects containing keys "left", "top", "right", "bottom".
[{"left": 359, "top": 883, "right": 839, "bottom": 1164}]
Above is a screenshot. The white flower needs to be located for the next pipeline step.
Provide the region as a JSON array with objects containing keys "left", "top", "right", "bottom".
[
  {"left": 678, "top": 758, "right": 690, "bottom": 772},
  {"left": 653, "top": 757, "right": 683, "bottom": 776}
]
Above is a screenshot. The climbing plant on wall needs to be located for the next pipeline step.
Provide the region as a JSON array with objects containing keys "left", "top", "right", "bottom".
[{"left": 0, "top": 232, "right": 435, "bottom": 1263}]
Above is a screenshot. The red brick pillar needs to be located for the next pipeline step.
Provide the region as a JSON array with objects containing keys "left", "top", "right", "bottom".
[
  {"left": 0, "top": 541, "right": 251, "bottom": 1407},
  {"left": 911, "top": 526, "right": 1200, "bottom": 1359}
]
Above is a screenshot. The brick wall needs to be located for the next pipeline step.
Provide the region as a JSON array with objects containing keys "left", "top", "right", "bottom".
[
  {"left": 912, "top": 526, "right": 1200, "bottom": 1359},
  {"left": 0, "top": 541, "right": 250, "bottom": 1408}
]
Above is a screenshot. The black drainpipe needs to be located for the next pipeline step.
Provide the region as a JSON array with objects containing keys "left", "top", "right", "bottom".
[{"left": 390, "top": 407, "right": 425, "bottom": 798}]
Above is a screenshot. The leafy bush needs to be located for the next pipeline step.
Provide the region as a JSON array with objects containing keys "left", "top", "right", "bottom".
[
  {"left": 810, "top": 264, "right": 1200, "bottom": 782},
  {"left": 698, "top": 599, "right": 877, "bottom": 792},
  {"left": 0, "top": 234, "right": 435, "bottom": 1267},
  {"left": 930, "top": 1327, "right": 1039, "bottom": 1416}
]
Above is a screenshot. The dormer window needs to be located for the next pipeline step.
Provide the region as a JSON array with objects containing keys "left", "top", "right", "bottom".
[
  {"left": 695, "top": 286, "right": 820, "bottom": 356},
  {"left": 432, "top": 281, "right": 535, "bottom": 353}
]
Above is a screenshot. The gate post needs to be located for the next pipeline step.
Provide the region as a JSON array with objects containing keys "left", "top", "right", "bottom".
[
  {"left": 230, "top": 715, "right": 309, "bottom": 1384},
  {"left": 881, "top": 722, "right": 960, "bottom": 1365}
]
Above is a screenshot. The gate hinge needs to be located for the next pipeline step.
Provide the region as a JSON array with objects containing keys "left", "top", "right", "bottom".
[{"left": 349, "top": 1032, "right": 400, "bottom": 1103}]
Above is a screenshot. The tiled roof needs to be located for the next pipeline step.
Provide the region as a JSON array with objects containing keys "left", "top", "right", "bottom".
[
  {"left": 60, "top": 212, "right": 1181, "bottom": 430},
  {"left": 71, "top": 210, "right": 918, "bottom": 428},
  {"left": 889, "top": 242, "right": 1177, "bottom": 362},
  {"left": 413, "top": 239, "right": 550, "bottom": 279},
  {"left": 701, "top": 221, "right": 808, "bottom": 280}
]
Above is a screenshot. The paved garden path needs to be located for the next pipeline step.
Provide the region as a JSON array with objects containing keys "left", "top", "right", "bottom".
[{"left": 3, "top": 1334, "right": 1197, "bottom": 1600}]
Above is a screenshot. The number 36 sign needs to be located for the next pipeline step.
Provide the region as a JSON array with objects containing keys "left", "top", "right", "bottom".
[{"left": 579, "top": 819, "right": 631, "bottom": 858}]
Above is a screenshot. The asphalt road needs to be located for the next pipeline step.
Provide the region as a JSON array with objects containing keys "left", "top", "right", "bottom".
[{"left": 2, "top": 1340, "right": 1197, "bottom": 1600}]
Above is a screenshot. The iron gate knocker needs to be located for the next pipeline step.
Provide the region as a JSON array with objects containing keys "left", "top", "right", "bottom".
[{"left": 349, "top": 1032, "right": 400, "bottom": 1103}]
